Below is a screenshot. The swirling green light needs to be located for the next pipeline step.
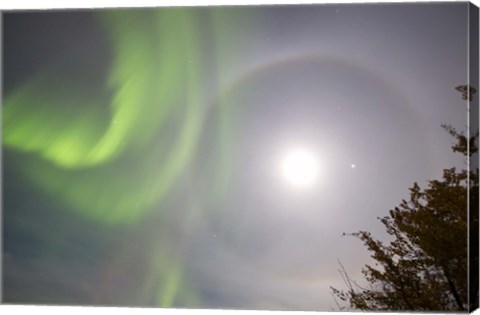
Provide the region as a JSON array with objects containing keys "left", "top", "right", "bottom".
[
  {"left": 4, "top": 9, "right": 203, "bottom": 224},
  {"left": 3, "top": 7, "right": 261, "bottom": 308}
]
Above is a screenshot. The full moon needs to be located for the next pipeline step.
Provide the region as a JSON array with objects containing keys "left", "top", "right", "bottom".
[{"left": 280, "top": 148, "right": 319, "bottom": 188}]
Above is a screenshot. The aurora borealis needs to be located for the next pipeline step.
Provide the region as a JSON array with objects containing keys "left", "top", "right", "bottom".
[{"left": 2, "top": 3, "right": 474, "bottom": 310}]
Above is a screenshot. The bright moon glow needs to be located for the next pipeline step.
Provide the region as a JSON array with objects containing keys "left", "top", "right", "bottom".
[{"left": 281, "top": 148, "right": 319, "bottom": 188}]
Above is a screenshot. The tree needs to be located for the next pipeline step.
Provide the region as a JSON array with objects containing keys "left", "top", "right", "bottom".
[{"left": 331, "top": 123, "right": 479, "bottom": 311}]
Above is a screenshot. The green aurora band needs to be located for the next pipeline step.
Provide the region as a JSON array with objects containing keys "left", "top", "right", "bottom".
[
  {"left": 3, "top": 9, "right": 207, "bottom": 307},
  {"left": 4, "top": 10, "right": 205, "bottom": 224},
  {"left": 3, "top": 7, "right": 261, "bottom": 307}
]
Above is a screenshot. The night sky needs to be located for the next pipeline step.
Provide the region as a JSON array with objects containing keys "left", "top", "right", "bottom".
[{"left": 2, "top": 3, "right": 473, "bottom": 310}]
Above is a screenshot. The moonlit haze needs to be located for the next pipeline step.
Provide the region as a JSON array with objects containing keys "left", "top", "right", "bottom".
[{"left": 2, "top": 2, "right": 474, "bottom": 311}]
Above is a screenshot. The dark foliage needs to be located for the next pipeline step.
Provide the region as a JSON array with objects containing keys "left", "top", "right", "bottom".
[{"left": 331, "top": 124, "right": 479, "bottom": 311}]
